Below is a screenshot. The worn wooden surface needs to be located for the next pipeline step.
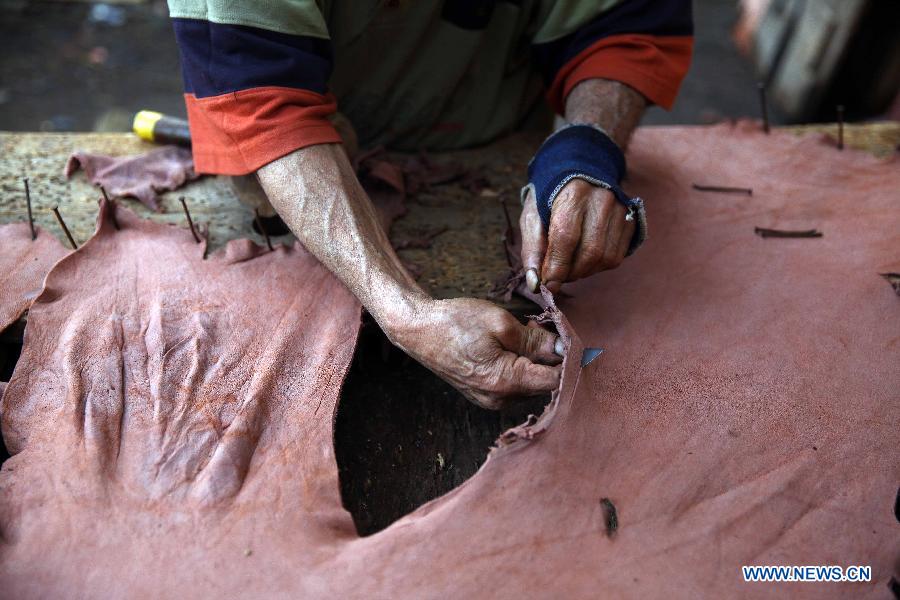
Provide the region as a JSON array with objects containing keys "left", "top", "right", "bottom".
[{"left": 784, "top": 121, "right": 900, "bottom": 157}]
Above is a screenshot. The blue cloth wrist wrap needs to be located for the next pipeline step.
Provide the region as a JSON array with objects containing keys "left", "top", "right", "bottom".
[{"left": 522, "top": 124, "right": 647, "bottom": 255}]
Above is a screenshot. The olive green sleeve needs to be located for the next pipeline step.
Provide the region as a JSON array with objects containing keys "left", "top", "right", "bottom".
[
  {"left": 531, "top": 0, "right": 624, "bottom": 44},
  {"left": 167, "top": 0, "right": 329, "bottom": 38}
]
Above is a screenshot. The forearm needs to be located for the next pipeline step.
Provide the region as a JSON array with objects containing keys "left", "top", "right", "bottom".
[
  {"left": 563, "top": 78, "right": 647, "bottom": 150},
  {"left": 256, "top": 144, "right": 428, "bottom": 335}
]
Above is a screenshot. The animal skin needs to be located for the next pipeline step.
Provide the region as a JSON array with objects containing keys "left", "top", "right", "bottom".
[
  {"left": 65, "top": 146, "right": 197, "bottom": 212},
  {"left": 1, "top": 123, "right": 897, "bottom": 599},
  {"left": 0, "top": 223, "right": 68, "bottom": 333}
]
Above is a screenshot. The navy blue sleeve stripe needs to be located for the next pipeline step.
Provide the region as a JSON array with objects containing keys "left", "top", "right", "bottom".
[
  {"left": 532, "top": 0, "right": 693, "bottom": 85},
  {"left": 172, "top": 18, "right": 333, "bottom": 98}
]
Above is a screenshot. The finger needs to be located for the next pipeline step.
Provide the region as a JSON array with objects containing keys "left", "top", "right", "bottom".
[
  {"left": 519, "top": 194, "right": 546, "bottom": 293},
  {"left": 598, "top": 201, "right": 627, "bottom": 271},
  {"left": 541, "top": 194, "right": 584, "bottom": 293},
  {"left": 464, "top": 354, "right": 561, "bottom": 409},
  {"left": 506, "top": 355, "right": 561, "bottom": 396},
  {"left": 498, "top": 321, "right": 562, "bottom": 365},
  {"left": 568, "top": 194, "right": 608, "bottom": 280},
  {"left": 526, "top": 321, "right": 565, "bottom": 356}
]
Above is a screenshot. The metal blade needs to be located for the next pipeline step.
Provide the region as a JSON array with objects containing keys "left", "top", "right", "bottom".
[{"left": 581, "top": 347, "right": 604, "bottom": 367}]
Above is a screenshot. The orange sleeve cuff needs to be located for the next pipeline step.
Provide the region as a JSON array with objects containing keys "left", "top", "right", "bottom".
[
  {"left": 547, "top": 34, "right": 694, "bottom": 114},
  {"left": 185, "top": 87, "right": 342, "bottom": 175}
]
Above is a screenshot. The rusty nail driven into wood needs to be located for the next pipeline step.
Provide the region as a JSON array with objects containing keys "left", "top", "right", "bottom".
[
  {"left": 254, "top": 208, "right": 273, "bottom": 251},
  {"left": 499, "top": 198, "right": 515, "bottom": 268},
  {"left": 23, "top": 177, "right": 36, "bottom": 240},
  {"left": 51, "top": 206, "right": 78, "bottom": 249},
  {"left": 757, "top": 82, "right": 770, "bottom": 134},
  {"left": 179, "top": 196, "right": 201, "bottom": 244},
  {"left": 500, "top": 198, "right": 515, "bottom": 246},
  {"left": 836, "top": 105, "right": 845, "bottom": 150},
  {"left": 99, "top": 186, "right": 120, "bottom": 230}
]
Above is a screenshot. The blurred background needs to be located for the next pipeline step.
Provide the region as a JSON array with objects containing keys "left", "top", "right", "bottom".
[{"left": 0, "top": 0, "right": 898, "bottom": 134}]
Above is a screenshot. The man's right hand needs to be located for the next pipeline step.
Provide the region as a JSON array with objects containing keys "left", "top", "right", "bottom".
[{"left": 388, "top": 298, "right": 562, "bottom": 410}]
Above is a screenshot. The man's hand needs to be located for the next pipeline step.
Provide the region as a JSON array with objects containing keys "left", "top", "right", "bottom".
[
  {"left": 390, "top": 298, "right": 562, "bottom": 410},
  {"left": 521, "top": 78, "right": 647, "bottom": 293},
  {"left": 521, "top": 180, "right": 635, "bottom": 294}
]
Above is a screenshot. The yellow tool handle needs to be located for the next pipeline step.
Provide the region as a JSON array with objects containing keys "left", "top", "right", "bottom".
[{"left": 133, "top": 110, "right": 192, "bottom": 146}]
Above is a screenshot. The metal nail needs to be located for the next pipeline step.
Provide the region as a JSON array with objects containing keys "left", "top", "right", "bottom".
[
  {"left": 23, "top": 177, "right": 35, "bottom": 240},
  {"left": 179, "top": 196, "right": 201, "bottom": 244},
  {"left": 51, "top": 206, "right": 78, "bottom": 249},
  {"left": 600, "top": 497, "right": 618, "bottom": 538},
  {"left": 757, "top": 82, "right": 770, "bottom": 134},
  {"left": 500, "top": 198, "right": 515, "bottom": 246},
  {"left": 754, "top": 227, "right": 823, "bottom": 239},
  {"left": 836, "top": 105, "right": 845, "bottom": 151},
  {"left": 254, "top": 208, "right": 273, "bottom": 251},
  {"left": 502, "top": 244, "right": 514, "bottom": 268},
  {"left": 98, "top": 186, "right": 120, "bottom": 230},
  {"left": 692, "top": 184, "right": 753, "bottom": 195}
]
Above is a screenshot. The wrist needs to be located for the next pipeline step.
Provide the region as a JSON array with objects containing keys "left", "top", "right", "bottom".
[
  {"left": 523, "top": 124, "right": 648, "bottom": 256},
  {"left": 563, "top": 78, "right": 646, "bottom": 149},
  {"left": 371, "top": 290, "right": 436, "bottom": 348},
  {"left": 524, "top": 124, "right": 627, "bottom": 227}
]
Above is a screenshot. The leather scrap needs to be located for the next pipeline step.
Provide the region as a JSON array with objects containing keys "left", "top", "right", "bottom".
[
  {"left": 65, "top": 146, "right": 197, "bottom": 212},
  {"left": 0, "top": 223, "right": 69, "bottom": 333},
  {"left": 1, "top": 200, "right": 362, "bottom": 598}
]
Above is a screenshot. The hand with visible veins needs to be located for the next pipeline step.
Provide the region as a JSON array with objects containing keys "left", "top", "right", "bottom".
[
  {"left": 257, "top": 143, "right": 562, "bottom": 410},
  {"left": 521, "top": 78, "right": 647, "bottom": 293},
  {"left": 392, "top": 298, "right": 562, "bottom": 409},
  {"left": 521, "top": 180, "right": 635, "bottom": 294}
]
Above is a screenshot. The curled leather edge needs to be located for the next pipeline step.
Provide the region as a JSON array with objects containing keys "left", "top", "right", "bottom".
[{"left": 494, "top": 285, "right": 584, "bottom": 449}]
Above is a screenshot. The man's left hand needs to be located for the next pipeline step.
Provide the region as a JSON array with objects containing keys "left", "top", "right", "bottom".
[{"left": 520, "top": 178, "right": 635, "bottom": 294}]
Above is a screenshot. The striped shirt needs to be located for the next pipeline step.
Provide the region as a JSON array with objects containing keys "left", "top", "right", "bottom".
[{"left": 169, "top": 0, "right": 693, "bottom": 175}]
